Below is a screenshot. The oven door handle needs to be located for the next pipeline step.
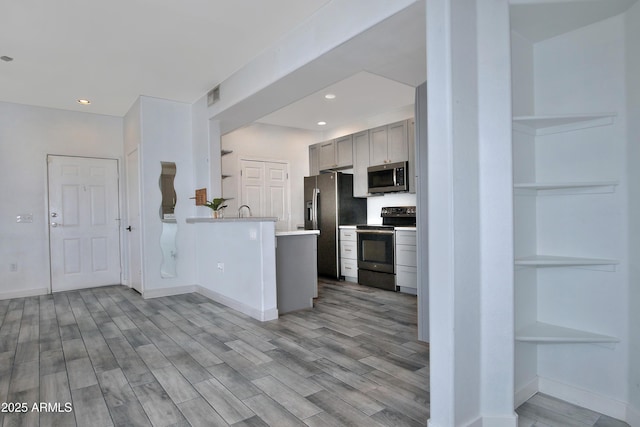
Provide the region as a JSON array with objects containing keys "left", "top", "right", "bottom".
[{"left": 356, "top": 229, "right": 395, "bottom": 235}]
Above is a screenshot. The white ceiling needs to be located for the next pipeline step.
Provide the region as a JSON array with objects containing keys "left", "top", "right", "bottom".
[
  {"left": 257, "top": 72, "right": 415, "bottom": 132},
  {"left": 0, "top": 0, "right": 425, "bottom": 130},
  {"left": 0, "top": 0, "right": 332, "bottom": 116}
]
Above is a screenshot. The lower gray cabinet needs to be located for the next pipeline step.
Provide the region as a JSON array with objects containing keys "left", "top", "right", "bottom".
[
  {"left": 395, "top": 230, "right": 417, "bottom": 291},
  {"left": 339, "top": 228, "right": 357, "bottom": 281}
]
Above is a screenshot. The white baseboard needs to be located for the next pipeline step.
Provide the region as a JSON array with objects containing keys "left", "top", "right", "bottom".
[
  {"left": 538, "top": 376, "right": 628, "bottom": 422},
  {"left": 142, "top": 285, "right": 198, "bottom": 299},
  {"left": 0, "top": 287, "right": 49, "bottom": 300},
  {"left": 196, "top": 286, "right": 278, "bottom": 321},
  {"left": 515, "top": 377, "right": 539, "bottom": 407},
  {"left": 477, "top": 416, "right": 518, "bottom": 427},
  {"left": 138, "top": 284, "right": 278, "bottom": 322}
]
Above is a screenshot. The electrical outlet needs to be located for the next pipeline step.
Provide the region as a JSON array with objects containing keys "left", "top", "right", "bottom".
[
  {"left": 9, "top": 263, "right": 17, "bottom": 272},
  {"left": 16, "top": 214, "right": 33, "bottom": 223},
  {"left": 217, "top": 262, "right": 224, "bottom": 272}
]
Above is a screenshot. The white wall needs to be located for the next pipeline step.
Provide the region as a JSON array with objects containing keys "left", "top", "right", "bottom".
[
  {"left": 221, "top": 123, "right": 320, "bottom": 229},
  {"left": 0, "top": 102, "right": 123, "bottom": 299},
  {"left": 193, "top": 220, "right": 277, "bottom": 321},
  {"left": 533, "top": 15, "right": 629, "bottom": 407},
  {"left": 131, "top": 96, "right": 197, "bottom": 294},
  {"left": 625, "top": 2, "right": 640, "bottom": 423}
]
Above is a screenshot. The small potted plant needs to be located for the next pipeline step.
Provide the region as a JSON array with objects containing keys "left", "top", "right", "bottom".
[{"left": 204, "top": 198, "right": 227, "bottom": 218}]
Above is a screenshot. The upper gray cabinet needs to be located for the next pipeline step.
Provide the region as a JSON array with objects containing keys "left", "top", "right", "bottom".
[
  {"left": 352, "top": 130, "right": 370, "bottom": 197},
  {"left": 335, "top": 135, "right": 353, "bottom": 168},
  {"left": 315, "top": 135, "right": 354, "bottom": 171},
  {"left": 369, "top": 120, "right": 409, "bottom": 165},
  {"left": 317, "top": 140, "right": 336, "bottom": 170},
  {"left": 309, "top": 144, "right": 319, "bottom": 176}
]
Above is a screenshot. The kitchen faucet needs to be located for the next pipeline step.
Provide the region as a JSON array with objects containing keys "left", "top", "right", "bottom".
[{"left": 238, "top": 204, "right": 252, "bottom": 218}]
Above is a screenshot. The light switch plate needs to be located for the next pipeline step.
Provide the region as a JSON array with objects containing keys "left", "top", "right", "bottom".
[{"left": 17, "top": 214, "right": 33, "bottom": 223}]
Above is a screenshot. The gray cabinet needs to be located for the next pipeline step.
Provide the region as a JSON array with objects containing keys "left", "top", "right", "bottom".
[
  {"left": 352, "top": 130, "right": 370, "bottom": 197},
  {"left": 395, "top": 229, "right": 417, "bottom": 291},
  {"left": 339, "top": 228, "right": 357, "bottom": 281},
  {"left": 335, "top": 135, "right": 353, "bottom": 168},
  {"left": 314, "top": 135, "right": 353, "bottom": 171},
  {"left": 309, "top": 144, "right": 319, "bottom": 176},
  {"left": 370, "top": 120, "right": 409, "bottom": 166},
  {"left": 317, "top": 140, "right": 336, "bottom": 170}
]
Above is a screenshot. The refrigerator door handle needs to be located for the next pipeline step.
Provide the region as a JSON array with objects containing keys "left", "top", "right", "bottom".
[{"left": 313, "top": 187, "right": 319, "bottom": 229}]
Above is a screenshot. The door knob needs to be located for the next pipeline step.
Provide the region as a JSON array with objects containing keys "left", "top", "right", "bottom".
[
  {"left": 50, "top": 222, "right": 59, "bottom": 227},
  {"left": 126, "top": 226, "right": 132, "bottom": 232},
  {"left": 50, "top": 212, "right": 58, "bottom": 218}
]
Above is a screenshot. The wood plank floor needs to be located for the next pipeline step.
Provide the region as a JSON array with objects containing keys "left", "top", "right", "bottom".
[{"left": 0, "top": 279, "right": 630, "bottom": 426}]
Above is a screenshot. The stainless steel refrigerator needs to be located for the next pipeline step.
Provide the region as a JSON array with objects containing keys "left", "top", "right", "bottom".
[{"left": 304, "top": 172, "right": 367, "bottom": 278}]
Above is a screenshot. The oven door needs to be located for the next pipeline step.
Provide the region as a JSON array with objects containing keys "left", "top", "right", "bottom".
[{"left": 356, "top": 228, "right": 395, "bottom": 273}]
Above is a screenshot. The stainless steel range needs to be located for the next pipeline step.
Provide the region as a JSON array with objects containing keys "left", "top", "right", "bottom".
[{"left": 356, "top": 206, "right": 416, "bottom": 291}]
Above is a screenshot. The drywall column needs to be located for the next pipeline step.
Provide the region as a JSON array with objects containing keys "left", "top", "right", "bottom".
[
  {"left": 626, "top": 2, "right": 640, "bottom": 424},
  {"left": 426, "top": 0, "right": 516, "bottom": 425},
  {"left": 477, "top": 0, "right": 515, "bottom": 423}
]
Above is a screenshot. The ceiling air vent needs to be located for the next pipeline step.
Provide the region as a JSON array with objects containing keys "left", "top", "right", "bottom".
[{"left": 207, "top": 85, "right": 220, "bottom": 106}]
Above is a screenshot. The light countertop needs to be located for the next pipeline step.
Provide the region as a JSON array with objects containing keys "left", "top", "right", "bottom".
[
  {"left": 186, "top": 217, "right": 277, "bottom": 223},
  {"left": 276, "top": 230, "right": 320, "bottom": 237}
]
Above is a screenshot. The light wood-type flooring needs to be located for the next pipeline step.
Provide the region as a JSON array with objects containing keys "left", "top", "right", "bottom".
[{"left": 0, "top": 279, "right": 630, "bottom": 426}]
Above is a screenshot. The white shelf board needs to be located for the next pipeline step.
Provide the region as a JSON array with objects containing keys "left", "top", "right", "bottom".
[
  {"left": 512, "top": 113, "right": 616, "bottom": 136},
  {"left": 510, "top": 0, "right": 636, "bottom": 43},
  {"left": 514, "top": 181, "right": 618, "bottom": 195},
  {"left": 515, "top": 255, "right": 618, "bottom": 267},
  {"left": 516, "top": 321, "right": 619, "bottom": 344}
]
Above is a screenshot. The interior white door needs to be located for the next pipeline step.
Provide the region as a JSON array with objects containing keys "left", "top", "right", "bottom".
[
  {"left": 240, "top": 160, "right": 266, "bottom": 215},
  {"left": 264, "top": 161, "right": 289, "bottom": 230},
  {"left": 240, "top": 159, "right": 290, "bottom": 230},
  {"left": 126, "top": 149, "right": 142, "bottom": 293},
  {"left": 48, "top": 155, "right": 121, "bottom": 292}
]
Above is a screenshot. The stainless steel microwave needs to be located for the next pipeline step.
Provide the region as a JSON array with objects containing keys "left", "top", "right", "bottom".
[{"left": 367, "top": 161, "right": 409, "bottom": 193}]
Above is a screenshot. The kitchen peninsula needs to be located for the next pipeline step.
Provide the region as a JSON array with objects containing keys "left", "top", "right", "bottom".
[{"left": 186, "top": 217, "right": 319, "bottom": 321}]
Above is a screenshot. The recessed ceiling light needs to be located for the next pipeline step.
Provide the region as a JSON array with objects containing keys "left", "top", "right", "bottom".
[
  {"left": 317, "top": 121, "right": 327, "bottom": 126},
  {"left": 324, "top": 93, "right": 336, "bottom": 100},
  {"left": 1, "top": 56, "right": 13, "bottom": 62},
  {"left": 77, "top": 99, "right": 91, "bottom": 105}
]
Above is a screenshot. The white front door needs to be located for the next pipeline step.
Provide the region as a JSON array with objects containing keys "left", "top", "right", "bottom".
[
  {"left": 240, "top": 159, "right": 290, "bottom": 230},
  {"left": 126, "top": 149, "right": 142, "bottom": 293},
  {"left": 48, "top": 155, "right": 121, "bottom": 292}
]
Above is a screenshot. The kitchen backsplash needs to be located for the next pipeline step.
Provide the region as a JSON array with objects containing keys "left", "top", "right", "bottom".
[{"left": 366, "top": 192, "right": 417, "bottom": 224}]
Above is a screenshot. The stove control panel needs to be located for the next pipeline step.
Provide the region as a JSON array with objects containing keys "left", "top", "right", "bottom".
[{"left": 381, "top": 206, "right": 416, "bottom": 217}]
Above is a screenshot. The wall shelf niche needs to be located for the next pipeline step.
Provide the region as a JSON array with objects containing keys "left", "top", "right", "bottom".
[
  {"left": 515, "top": 254, "right": 618, "bottom": 267},
  {"left": 514, "top": 181, "right": 618, "bottom": 195},
  {"left": 513, "top": 113, "right": 616, "bottom": 136}
]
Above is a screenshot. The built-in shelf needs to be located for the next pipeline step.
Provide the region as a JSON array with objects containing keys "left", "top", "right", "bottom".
[
  {"left": 515, "top": 255, "right": 618, "bottom": 268},
  {"left": 514, "top": 181, "right": 618, "bottom": 195},
  {"left": 221, "top": 150, "right": 233, "bottom": 156},
  {"left": 516, "top": 321, "right": 619, "bottom": 344},
  {"left": 512, "top": 113, "right": 616, "bottom": 136}
]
